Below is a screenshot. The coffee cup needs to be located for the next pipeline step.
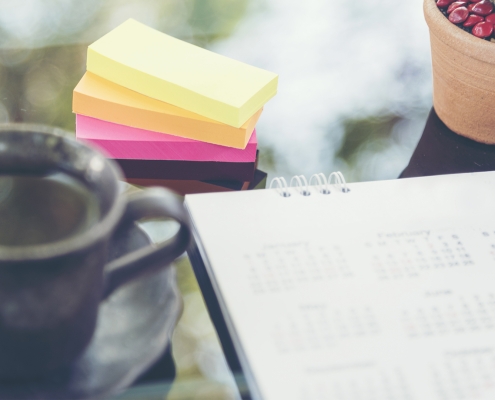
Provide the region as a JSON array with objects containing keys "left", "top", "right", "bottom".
[{"left": 0, "top": 124, "right": 191, "bottom": 379}]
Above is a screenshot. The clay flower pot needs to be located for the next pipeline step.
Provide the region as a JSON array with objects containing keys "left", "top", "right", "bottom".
[{"left": 424, "top": 0, "right": 495, "bottom": 144}]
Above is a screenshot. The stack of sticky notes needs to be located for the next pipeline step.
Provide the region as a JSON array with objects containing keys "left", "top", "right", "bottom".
[{"left": 73, "top": 19, "right": 277, "bottom": 195}]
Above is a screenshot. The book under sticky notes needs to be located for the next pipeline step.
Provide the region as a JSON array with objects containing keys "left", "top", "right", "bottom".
[
  {"left": 185, "top": 171, "right": 495, "bottom": 399},
  {"left": 116, "top": 150, "right": 258, "bottom": 181},
  {"left": 127, "top": 169, "right": 267, "bottom": 196},
  {"left": 76, "top": 114, "right": 258, "bottom": 162},
  {"left": 73, "top": 73, "right": 262, "bottom": 149},
  {"left": 87, "top": 19, "right": 278, "bottom": 128}
]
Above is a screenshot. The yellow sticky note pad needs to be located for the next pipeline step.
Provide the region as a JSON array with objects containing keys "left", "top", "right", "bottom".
[{"left": 87, "top": 19, "right": 278, "bottom": 128}]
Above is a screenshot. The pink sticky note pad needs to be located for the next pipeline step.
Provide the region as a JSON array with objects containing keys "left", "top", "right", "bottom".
[{"left": 75, "top": 114, "right": 257, "bottom": 162}]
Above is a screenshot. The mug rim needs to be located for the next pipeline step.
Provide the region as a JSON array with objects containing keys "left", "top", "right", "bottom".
[{"left": 0, "top": 123, "right": 126, "bottom": 261}]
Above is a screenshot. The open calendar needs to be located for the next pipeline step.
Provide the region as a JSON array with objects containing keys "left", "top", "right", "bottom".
[{"left": 185, "top": 171, "right": 495, "bottom": 400}]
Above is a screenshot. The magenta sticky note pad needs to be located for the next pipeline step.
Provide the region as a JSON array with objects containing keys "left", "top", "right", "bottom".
[{"left": 75, "top": 114, "right": 258, "bottom": 162}]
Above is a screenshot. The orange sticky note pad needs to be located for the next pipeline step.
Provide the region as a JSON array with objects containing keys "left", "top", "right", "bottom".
[{"left": 73, "top": 72, "right": 262, "bottom": 149}]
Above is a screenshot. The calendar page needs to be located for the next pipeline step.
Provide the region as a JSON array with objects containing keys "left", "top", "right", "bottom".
[{"left": 185, "top": 171, "right": 495, "bottom": 400}]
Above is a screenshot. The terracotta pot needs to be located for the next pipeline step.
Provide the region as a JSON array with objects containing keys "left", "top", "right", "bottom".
[{"left": 424, "top": 0, "right": 495, "bottom": 144}]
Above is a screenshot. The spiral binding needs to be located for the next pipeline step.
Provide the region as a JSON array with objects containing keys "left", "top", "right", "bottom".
[{"left": 269, "top": 171, "right": 350, "bottom": 197}]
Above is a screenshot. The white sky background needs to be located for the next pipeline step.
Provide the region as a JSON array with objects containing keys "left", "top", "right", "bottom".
[{"left": 212, "top": 0, "right": 433, "bottom": 179}]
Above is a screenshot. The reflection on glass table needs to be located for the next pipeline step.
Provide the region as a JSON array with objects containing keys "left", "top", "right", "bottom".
[
  {"left": 113, "top": 372, "right": 248, "bottom": 400},
  {"left": 119, "top": 215, "right": 246, "bottom": 400}
]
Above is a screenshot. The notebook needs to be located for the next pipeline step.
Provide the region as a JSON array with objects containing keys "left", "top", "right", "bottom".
[
  {"left": 185, "top": 171, "right": 495, "bottom": 400},
  {"left": 126, "top": 169, "right": 267, "bottom": 196}
]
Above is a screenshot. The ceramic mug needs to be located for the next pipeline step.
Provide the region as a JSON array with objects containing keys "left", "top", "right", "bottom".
[{"left": 0, "top": 124, "right": 191, "bottom": 379}]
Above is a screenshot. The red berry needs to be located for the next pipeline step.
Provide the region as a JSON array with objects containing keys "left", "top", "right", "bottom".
[
  {"left": 468, "top": 3, "right": 477, "bottom": 11},
  {"left": 464, "top": 14, "right": 485, "bottom": 26},
  {"left": 437, "top": 0, "right": 456, "bottom": 6},
  {"left": 449, "top": 6, "right": 469, "bottom": 23},
  {"left": 448, "top": 1, "right": 468, "bottom": 12},
  {"left": 469, "top": 0, "right": 484, "bottom": 2},
  {"left": 485, "top": 13, "right": 495, "bottom": 23},
  {"left": 471, "top": 0, "right": 494, "bottom": 15},
  {"left": 472, "top": 20, "right": 494, "bottom": 36}
]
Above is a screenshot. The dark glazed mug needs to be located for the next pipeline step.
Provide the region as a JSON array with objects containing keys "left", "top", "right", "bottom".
[{"left": 0, "top": 124, "right": 191, "bottom": 380}]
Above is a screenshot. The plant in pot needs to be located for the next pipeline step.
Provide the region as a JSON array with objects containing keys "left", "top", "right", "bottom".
[{"left": 424, "top": 0, "right": 495, "bottom": 144}]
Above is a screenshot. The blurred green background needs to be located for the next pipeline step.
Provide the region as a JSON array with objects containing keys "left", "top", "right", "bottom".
[
  {"left": 0, "top": 0, "right": 432, "bottom": 182},
  {"left": 0, "top": 0, "right": 432, "bottom": 398}
]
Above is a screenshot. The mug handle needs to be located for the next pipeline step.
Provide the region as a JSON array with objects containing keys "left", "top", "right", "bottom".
[{"left": 101, "top": 187, "right": 191, "bottom": 299}]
